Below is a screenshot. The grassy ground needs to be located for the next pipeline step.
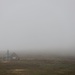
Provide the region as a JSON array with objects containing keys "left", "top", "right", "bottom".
[{"left": 0, "top": 58, "right": 75, "bottom": 75}]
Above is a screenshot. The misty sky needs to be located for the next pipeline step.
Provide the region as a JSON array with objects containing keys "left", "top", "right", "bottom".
[{"left": 0, "top": 0, "right": 75, "bottom": 53}]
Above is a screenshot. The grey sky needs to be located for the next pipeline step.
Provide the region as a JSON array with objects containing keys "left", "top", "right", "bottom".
[{"left": 0, "top": 0, "right": 75, "bottom": 54}]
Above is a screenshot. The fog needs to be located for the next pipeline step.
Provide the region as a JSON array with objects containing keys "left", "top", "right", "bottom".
[{"left": 0, "top": 0, "right": 75, "bottom": 55}]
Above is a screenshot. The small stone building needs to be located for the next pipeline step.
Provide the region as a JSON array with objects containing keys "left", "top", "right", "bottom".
[{"left": 10, "top": 52, "right": 20, "bottom": 61}]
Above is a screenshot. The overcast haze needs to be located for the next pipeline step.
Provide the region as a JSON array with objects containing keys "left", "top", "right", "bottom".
[{"left": 0, "top": 0, "right": 75, "bottom": 55}]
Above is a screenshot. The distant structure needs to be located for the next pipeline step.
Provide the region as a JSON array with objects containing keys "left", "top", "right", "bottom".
[
  {"left": 10, "top": 52, "right": 19, "bottom": 61},
  {"left": 3, "top": 50, "right": 20, "bottom": 61}
]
